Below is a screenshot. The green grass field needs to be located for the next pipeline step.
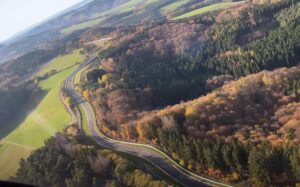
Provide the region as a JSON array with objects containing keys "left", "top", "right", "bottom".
[
  {"left": 62, "top": 0, "right": 156, "bottom": 34},
  {"left": 91, "top": 0, "right": 144, "bottom": 19},
  {"left": 0, "top": 142, "right": 33, "bottom": 180},
  {"left": 5, "top": 67, "right": 77, "bottom": 148},
  {"left": 79, "top": 106, "right": 90, "bottom": 136},
  {"left": 61, "top": 0, "right": 142, "bottom": 33},
  {"left": 160, "top": 0, "right": 191, "bottom": 13},
  {"left": 37, "top": 49, "right": 85, "bottom": 76},
  {"left": 62, "top": 17, "right": 106, "bottom": 34},
  {"left": 0, "top": 50, "right": 85, "bottom": 180},
  {"left": 62, "top": 1, "right": 240, "bottom": 34},
  {"left": 173, "top": 2, "right": 238, "bottom": 19}
]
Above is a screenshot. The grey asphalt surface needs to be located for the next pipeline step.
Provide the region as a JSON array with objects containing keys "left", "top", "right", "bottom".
[{"left": 64, "top": 57, "right": 214, "bottom": 187}]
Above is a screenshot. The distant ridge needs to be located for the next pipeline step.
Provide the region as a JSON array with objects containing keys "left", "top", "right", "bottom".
[{"left": 2, "top": 0, "right": 92, "bottom": 45}]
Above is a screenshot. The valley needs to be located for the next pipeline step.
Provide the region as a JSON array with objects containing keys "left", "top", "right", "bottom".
[{"left": 0, "top": 0, "right": 299, "bottom": 186}]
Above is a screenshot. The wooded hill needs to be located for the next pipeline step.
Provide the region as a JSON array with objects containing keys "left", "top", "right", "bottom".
[
  {"left": 13, "top": 130, "right": 173, "bottom": 187},
  {"left": 96, "top": 0, "right": 300, "bottom": 105},
  {"left": 77, "top": 0, "right": 300, "bottom": 185}
]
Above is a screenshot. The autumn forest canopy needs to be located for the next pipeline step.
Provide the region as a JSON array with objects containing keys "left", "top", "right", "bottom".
[
  {"left": 0, "top": 0, "right": 300, "bottom": 186},
  {"left": 83, "top": 0, "right": 300, "bottom": 185}
]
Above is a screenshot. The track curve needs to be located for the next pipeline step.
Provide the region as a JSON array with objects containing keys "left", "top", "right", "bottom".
[{"left": 63, "top": 56, "right": 232, "bottom": 187}]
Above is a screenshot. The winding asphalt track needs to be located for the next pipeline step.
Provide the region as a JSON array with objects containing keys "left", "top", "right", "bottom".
[{"left": 64, "top": 57, "right": 232, "bottom": 187}]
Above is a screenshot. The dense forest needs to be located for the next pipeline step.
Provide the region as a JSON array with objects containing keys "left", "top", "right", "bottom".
[
  {"left": 89, "top": 65, "right": 300, "bottom": 186},
  {"left": 86, "top": 0, "right": 300, "bottom": 138},
  {"left": 131, "top": 66, "right": 300, "bottom": 142},
  {"left": 155, "top": 131, "right": 300, "bottom": 186},
  {"left": 74, "top": 0, "right": 300, "bottom": 185},
  {"left": 95, "top": 0, "right": 300, "bottom": 105},
  {"left": 4, "top": 0, "right": 300, "bottom": 186},
  {"left": 128, "top": 67, "right": 300, "bottom": 185},
  {"left": 13, "top": 130, "right": 173, "bottom": 187},
  {"left": 89, "top": 66, "right": 299, "bottom": 185}
]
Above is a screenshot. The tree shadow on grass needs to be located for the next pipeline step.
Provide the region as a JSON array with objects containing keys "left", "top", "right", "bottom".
[{"left": 0, "top": 88, "right": 49, "bottom": 140}]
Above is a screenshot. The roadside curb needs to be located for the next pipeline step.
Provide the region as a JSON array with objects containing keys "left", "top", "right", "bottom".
[{"left": 65, "top": 56, "right": 233, "bottom": 187}]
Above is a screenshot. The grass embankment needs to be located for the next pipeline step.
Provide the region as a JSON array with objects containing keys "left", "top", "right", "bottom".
[
  {"left": 74, "top": 63, "right": 90, "bottom": 136},
  {"left": 74, "top": 65, "right": 88, "bottom": 85},
  {"left": 160, "top": 0, "right": 191, "bottom": 13},
  {"left": 79, "top": 106, "right": 90, "bottom": 136},
  {"left": 173, "top": 2, "right": 239, "bottom": 19},
  {"left": 0, "top": 50, "right": 85, "bottom": 180}
]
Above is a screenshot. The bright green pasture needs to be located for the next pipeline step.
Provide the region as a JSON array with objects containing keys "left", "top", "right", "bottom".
[
  {"left": 61, "top": 17, "right": 105, "bottom": 34},
  {"left": 62, "top": 0, "right": 155, "bottom": 34},
  {"left": 0, "top": 142, "right": 33, "bottom": 180},
  {"left": 161, "top": 0, "right": 191, "bottom": 13},
  {"left": 5, "top": 67, "right": 77, "bottom": 148},
  {"left": 0, "top": 50, "right": 85, "bottom": 179},
  {"left": 37, "top": 49, "right": 84, "bottom": 76},
  {"left": 173, "top": 2, "right": 238, "bottom": 19}
]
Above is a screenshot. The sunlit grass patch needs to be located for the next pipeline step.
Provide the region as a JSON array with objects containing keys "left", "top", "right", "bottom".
[
  {"left": 160, "top": 0, "right": 191, "bottom": 13},
  {"left": 5, "top": 67, "right": 77, "bottom": 148},
  {"left": 173, "top": 2, "right": 239, "bottom": 20},
  {"left": 37, "top": 49, "right": 85, "bottom": 76},
  {"left": 0, "top": 50, "right": 85, "bottom": 179},
  {"left": 0, "top": 142, "right": 33, "bottom": 180}
]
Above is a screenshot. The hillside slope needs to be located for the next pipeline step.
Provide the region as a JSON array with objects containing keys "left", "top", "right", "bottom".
[
  {"left": 1, "top": 0, "right": 300, "bottom": 186},
  {"left": 0, "top": 0, "right": 241, "bottom": 64},
  {"left": 75, "top": 1, "right": 300, "bottom": 185},
  {"left": 136, "top": 66, "right": 300, "bottom": 144}
]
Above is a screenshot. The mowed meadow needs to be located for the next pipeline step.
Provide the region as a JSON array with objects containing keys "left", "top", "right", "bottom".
[
  {"left": 61, "top": 0, "right": 235, "bottom": 33},
  {"left": 173, "top": 2, "right": 241, "bottom": 19},
  {"left": 0, "top": 49, "right": 85, "bottom": 180}
]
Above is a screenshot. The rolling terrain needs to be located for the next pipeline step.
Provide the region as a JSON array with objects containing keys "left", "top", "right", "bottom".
[
  {"left": 74, "top": 0, "right": 300, "bottom": 185},
  {"left": 0, "top": 50, "right": 85, "bottom": 179},
  {"left": 0, "top": 0, "right": 243, "bottom": 64},
  {"left": 0, "top": 0, "right": 299, "bottom": 186},
  {"left": 62, "top": 57, "right": 231, "bottom": 186}
]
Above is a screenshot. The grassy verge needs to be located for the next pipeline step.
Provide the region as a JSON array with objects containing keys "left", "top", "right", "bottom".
[
  {"left": 0, "top": 50, "right": 85, "bottom": 180},
  {"left": 173, "top": 2, "right": 239, "bottom": 19},
  {"left": 74, "top": 65, "right": 88, "bottom": 86},
  {"left": 78, "top": 106, "right": 90, "bottom": 136}
]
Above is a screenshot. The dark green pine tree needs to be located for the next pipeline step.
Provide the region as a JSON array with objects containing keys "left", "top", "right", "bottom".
[
  {"left": 290, "top": 147, "right": 300, "bottom": 181},
  {"left": 248, "top": 145, "right": 272, "bottom": 186}
]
